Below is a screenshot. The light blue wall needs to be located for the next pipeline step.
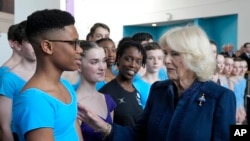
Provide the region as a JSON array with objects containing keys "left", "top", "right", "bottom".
[
  {"left": 123, "top": 14, "right": 237, "bottom": 53},
  {"left": 123, "top": 26, "right": 158, "bottom": 40},
  {"left": 197, "top": 14, "right": 237, "bottom": 52},
  {"left": 123, "top": 22, "right": 190, "bottom": 42}
]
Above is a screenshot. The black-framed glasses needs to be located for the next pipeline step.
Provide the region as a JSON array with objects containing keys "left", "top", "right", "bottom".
[{"left": 48, "top": 39, "right": 81, "bottom": 50}]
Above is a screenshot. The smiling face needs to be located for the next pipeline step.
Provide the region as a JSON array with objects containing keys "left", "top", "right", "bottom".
[
  {"left": 163, "top": 45, "right": 195, "bottom": 81},
  {"left": 240, "top": 60, "right": 248, "bottom": 76},
  {"left": 98, "top": 40, "right": 116, "bottom": 67},
  {"left": 216, "top": 54, "right": 225, "bottom": 73},
  {"left": 232, "top": 60, "right": 241, "bottom": 76},
  {"left": 81, "top": 47, "right": 107, "bottom": 83},
  {"left": 146, "top": 49, "right": 164, "bottom": 73},
  {"left": 223, "top": 57, "right": 234, "bottom": 75},
  {"left": 117, "top": 47, "right": 143, "bottom": 80}
]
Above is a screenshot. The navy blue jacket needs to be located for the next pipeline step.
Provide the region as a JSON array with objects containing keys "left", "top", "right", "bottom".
[{"left": 108, "top": 80, "right": 236, "bottom": 141}]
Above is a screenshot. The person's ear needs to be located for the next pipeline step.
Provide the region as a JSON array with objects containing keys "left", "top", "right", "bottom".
[
  {"left": 8, "top": 40, "right": 15, "bottom": 49},
  {"left": 41, "top": 40, "right": 53, "bottom": 55},
  {"left": 12, "top": 41, "right": 22, "bottom": 52}
]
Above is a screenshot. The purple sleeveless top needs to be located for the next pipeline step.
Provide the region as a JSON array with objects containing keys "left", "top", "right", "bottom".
[{"left": 80, "top": 94, "right": 116, "bottom": 141}]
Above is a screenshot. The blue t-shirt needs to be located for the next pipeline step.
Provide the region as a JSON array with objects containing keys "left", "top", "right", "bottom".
[
  {"left": 0, "top": 68, "right": 28, "bottom": 133},
  {"left": 133, "top": 67, "right": 168, "bottom": 109},
  {"left": 13, "top": 79, "right": 80, "bottom": 141},
  {"left": 133, "top": 78, "right": 151, "bottom": 109},
  {"left": 234, "top": 79, "right": 246, "bottom": 108},
  {"left": 72, "top": 75, "right": 81, "bottom": 90},
  {"left": 0, "top": 66, "right": 10, "bottom": 78},
  {"left": 0, "top": 69, "right": 26, "bottom": 99},
  {"left": 158, "top": 67, "right": 168, "bottom": 80},
  {"left": 96, "top": 81, "right": 106, "bottom": 90}
]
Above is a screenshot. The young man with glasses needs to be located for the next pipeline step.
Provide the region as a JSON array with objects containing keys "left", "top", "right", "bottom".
[
  {"left": 62, "top": 22, "right": 111, "bottom": 88},
  {"left": 12, "top": 9, "right": 83, "bottom": 141}
]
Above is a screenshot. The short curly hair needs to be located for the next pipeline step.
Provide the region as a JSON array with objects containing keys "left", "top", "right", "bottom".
[
  {"left": 115, "top": 40, "right": 146, "bottom": 67},
  {"left": 26, "top": 9, "right": 75, "bottom": 46}
]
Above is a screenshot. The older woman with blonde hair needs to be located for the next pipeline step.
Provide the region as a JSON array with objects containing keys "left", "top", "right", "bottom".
[{"left": 77, "top": 25, "right": 236, "bottom": 141}]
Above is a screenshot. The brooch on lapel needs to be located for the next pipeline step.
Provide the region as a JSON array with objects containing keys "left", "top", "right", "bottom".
[{"left": 198, "top": 93, "right": 206, "bottom": 106}]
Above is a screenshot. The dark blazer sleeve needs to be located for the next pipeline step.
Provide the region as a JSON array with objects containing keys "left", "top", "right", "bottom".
[
  {"left": 203, "top": 82, "right": 236, "bottom": 141},
  {"left": 213, "top": 89, "right": 236, "bottom": 141},
  {"left": 107, "top": 80, "right": 170, "bottom": 141},
  {"left": 107, "top": 124, "right": 136, "bottom": 141}
]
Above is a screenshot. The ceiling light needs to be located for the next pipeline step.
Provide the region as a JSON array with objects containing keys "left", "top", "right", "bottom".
[{"left": 152, "top": 23, "right": 157, "bottom": 27}]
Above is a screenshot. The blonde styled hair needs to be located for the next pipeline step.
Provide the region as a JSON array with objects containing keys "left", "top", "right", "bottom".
[{"left": 159, "top": 25, "right": 216, "bottom": 81}]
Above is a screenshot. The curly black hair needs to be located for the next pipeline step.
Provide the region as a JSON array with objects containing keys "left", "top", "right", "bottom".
[
  {"left": 26, "top": 9, "right": 75, "bottom": 45},
  {"left": 115, "top": 40, "right": 146, "bottom": 67}
]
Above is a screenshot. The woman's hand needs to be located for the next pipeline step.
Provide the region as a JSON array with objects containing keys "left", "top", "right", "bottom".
[
  {"left": 236, "top": 107, "right": 246, "bottom": 124},
  {"left": 77, "top": 103, "right": 112, "bottom": 134}
]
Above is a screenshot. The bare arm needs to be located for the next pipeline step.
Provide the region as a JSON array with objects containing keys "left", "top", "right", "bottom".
[
  {"left": 25, "top": 128, "right": 54, "bottom": 141},
  {"left": 0, "top": 95, "right": 14, "bottom": 141},
  {"left": 75, "top": 120, "right": 84, "bottom": 141}
]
